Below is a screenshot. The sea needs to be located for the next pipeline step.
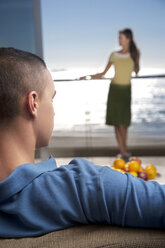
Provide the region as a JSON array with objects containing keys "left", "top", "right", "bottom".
[{"left": 51, "top": 68, "right": 165, "bottom": 137}]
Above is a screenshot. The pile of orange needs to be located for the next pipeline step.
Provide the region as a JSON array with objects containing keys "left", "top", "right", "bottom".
[{"left": 111, "top": 157, "right": 157, "bottom": 181}]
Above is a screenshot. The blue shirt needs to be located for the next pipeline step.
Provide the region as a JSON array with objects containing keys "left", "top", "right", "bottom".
[{"left": 0, "top": 156, "right": 165, "bottom": 238}]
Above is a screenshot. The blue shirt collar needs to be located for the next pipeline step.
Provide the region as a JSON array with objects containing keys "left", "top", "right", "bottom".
[{"left": 0, "top": 155, "right": 57, "bottom": 202}]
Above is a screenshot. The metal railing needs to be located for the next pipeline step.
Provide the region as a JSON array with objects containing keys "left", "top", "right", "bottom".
[{"left": 53, "top": 74, "right": 165, "bottom": 82}]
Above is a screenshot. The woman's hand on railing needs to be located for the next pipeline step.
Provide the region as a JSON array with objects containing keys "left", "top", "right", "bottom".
[
  {"left": 79, "top": 76, "right": 88, "bottom": 80},
  {"left": 79, "top": 73, "right": 104, "bottom": 80}
]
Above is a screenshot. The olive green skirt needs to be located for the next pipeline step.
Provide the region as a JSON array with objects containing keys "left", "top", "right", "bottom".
[{"left": 106, "top": 83, "right": 131, "bottom": 127}]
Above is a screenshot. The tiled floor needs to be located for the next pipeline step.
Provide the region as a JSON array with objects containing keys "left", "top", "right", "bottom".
[{"left": 55, "top": 156, "right": 165, "bottom": 184}]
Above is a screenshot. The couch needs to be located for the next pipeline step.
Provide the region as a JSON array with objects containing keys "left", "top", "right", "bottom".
[{"left": 1, "top": 224, "right": 165, "bottom": 248}]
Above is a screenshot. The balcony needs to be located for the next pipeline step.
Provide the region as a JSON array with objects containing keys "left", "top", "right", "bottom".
[{"left": 37, "top": 74, "right": 165, "bottom": 159}]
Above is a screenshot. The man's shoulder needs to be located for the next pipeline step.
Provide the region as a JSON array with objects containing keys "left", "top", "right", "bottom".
[{"left": 68, "top": 158, "right": 104, "bottom": 174}]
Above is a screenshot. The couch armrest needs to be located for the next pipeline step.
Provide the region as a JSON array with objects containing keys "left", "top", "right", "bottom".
[{"left": 1, "top": 224, "right": 165, "bottom": 248}]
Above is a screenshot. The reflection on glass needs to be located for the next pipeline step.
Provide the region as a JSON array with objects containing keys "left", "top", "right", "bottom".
[{"left": 0, "top": 0, "right": 42, "bottom": 57}]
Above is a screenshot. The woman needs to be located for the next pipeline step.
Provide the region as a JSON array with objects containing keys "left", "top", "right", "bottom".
[{"left": 80, "top": 28, "right": 140, "bottom": 161}]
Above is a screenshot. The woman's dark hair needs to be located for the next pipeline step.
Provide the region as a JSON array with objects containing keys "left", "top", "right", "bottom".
[
  {"left": 0, "top": 47, "right": 47, "bottom": 125},
  {"left": 120, "top": 28, "right": 140, "bottom": 73}
]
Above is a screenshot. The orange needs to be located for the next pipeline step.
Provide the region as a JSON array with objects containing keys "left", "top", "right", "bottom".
[
  {"left": 130, "top": 157, "right": 142, "bottom": 166},
  {"left": 145, "top": 164, "right": 157, "bottom": 180},
  {"left": 129, "top": 171, "right": 138, "bottom": 177},
  {"left": 113, "top": 158, "right": 125, "bottom": 170},
  {"left": 128, "top": 161, "right": 141, "bottom": 172},
  {"left": 139, "top": 166, "right": 144, "bottom": 172},
  {"left": 124, "top": 162, "right": 129, "bottom": 172}
]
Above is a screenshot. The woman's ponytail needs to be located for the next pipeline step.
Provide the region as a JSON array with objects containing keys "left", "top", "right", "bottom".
[
  {"left": 130, "top": 39, "right": 140, "bottom": 74},
  {"left": 120, "top": 28, "right": 140, "bottom": 74}
]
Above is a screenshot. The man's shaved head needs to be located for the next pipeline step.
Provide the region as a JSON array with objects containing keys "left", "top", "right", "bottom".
[{"left": 0, "top": 47, "right": 47, "bottom": 125}]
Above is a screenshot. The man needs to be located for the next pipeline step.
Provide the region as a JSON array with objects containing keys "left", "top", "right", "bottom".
[{"left": 0, "top": 48, "right": 165, "bottom": 238}]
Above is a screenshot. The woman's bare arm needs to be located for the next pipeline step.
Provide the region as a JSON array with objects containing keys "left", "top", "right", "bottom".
[{"left": 79, "top": 60, "right": 113, "bottom": 80}]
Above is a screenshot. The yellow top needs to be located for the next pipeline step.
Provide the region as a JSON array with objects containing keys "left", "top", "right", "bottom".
[{"left": 109, "top": 52, "right": 134, "bottom": 85}]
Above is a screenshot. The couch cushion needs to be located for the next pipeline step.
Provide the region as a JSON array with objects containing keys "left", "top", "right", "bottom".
[{"left": 0, "top": 224, "right": 165, "bottom": 248}]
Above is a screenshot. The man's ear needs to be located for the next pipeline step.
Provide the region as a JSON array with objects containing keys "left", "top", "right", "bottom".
[{"left": 27, "top": 91, "right": 39, "bottom": 117}]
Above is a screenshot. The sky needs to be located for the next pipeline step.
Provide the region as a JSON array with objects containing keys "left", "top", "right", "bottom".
[{"left": 41, "top": 0, "right": 165, "bottom": 74}]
